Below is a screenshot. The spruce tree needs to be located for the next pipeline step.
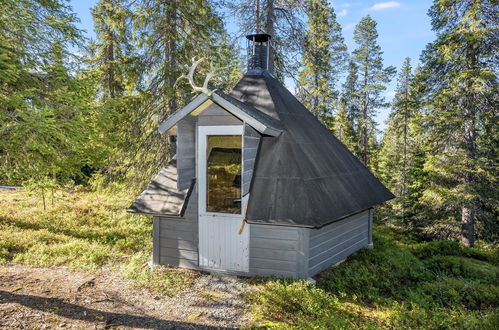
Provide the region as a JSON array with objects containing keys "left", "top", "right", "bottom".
[
  {"left": 0, "top": 0, "right": 94, "bottom": 186},
  {"left": 297, "top": 0, "right": 347, "bottom": 124},
  {"left": 90, "top": 0, "right": 135, "bottom": 101},
  {"left": 352, "top": 15, "right": 395, "bottom": 167},
  {"left": 107, "top": 0, "right": 240, "bottom": 189},
  {"left": 379, "top": 58, "right": 414, "bottom": 196},
  {"left": 379, "top": 58, "right": 425, "bottom": 223},
  {"left": 419, "top": 0, "right": 498, "bottom": 246}
]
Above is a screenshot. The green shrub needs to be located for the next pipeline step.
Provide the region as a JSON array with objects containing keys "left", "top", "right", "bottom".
[
  {"left": 246, "top": 280, "right": 365, "bottom": 328},
  {"left": 322, "top": 230, "right": 429, "bottom": 303},
  {"left": 424, "top": 256, "right": 499, "bottom": 283},
  {"left": 407, "top": 277, "right": 499, "bottom": 310},
  {"left": 411, "top": 240, "right": 498, "bottom": 264}
]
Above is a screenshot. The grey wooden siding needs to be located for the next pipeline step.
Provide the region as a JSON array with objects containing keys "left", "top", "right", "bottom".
[
  {"left": 308, "top": 210, "right": 370, "bottom": 277},
  {"left": 243, "top": 124, "right": 260, "bottom": 196},
  {"left": 176, "top": 115, "right": 196, "bottom": 190},
  {"left": 249, "top": 224, "right": 308, "bottom": 278},
  {"left": 154, "top": 183, "right": 199, "bottom": 269},
  {"left": 197, "top": 103, "right": 242, "bottom": 126}
]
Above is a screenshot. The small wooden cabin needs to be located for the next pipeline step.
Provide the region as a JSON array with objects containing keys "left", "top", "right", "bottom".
[{"left": 129, "top": 34, "right": 394, "bottom": 279}]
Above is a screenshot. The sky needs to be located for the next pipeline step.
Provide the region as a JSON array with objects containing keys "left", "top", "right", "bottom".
[{"left": 69, "top": 0, "right": 436, "bottom": 130}]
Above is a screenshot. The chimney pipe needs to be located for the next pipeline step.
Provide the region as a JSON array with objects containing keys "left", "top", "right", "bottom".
[{"left": 246, "top": 33, "right": 272, "bottom": 73}]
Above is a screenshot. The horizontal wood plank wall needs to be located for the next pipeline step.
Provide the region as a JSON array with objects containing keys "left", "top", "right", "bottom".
[
  {"left": 308, "top": 210, "right": 369, "bottom": 277},
  {"left": 249, "top": 224, "right": 308, "bottom": 278},
  {"left": 177, "top": 115, "right": 196, "bottom": 190},
  {"left": 243, "top": 124, "right": 261, "bottom": 196},
  {"left": 156, "top": 183, "right": 199, "bottom": 269},
  {"left": 197, "top": 103, "right": 242, "bottom": 126}
]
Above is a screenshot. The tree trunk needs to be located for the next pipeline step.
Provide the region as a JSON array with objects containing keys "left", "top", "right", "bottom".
[
  {"left": 265, "top": 0, "right": 275, "bottom": 74},
  {"left": 104, "top": 0, "right": 116, "bottom": 100},
  {"left": 459, "top": 56, "right": 478, "bottom": 247},
  {"left": 361, "top": 51, "right": 369, "bottom": 165},
  {"left": 401, "top": 82, "right": 409, "bottom": 221},
  {"left": 256, "top": 0, "right": 261, "bottom": 33},
  {"left": 166, "top": 1, "right": 177, "bottom": 158},
  {"left": 460, "top": 205, "right": 474, "bottom": 247},
  {"left": 41, "top": 188, "right": 46, "bottom": 211}
]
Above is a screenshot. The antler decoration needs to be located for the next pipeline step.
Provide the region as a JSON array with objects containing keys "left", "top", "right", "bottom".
[{"left": 176, "top": 57, "right": 221, "bottom": 96}]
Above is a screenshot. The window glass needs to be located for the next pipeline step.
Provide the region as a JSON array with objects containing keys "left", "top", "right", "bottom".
[{"left": 206, "top": 135, "right": 242, "bottom": 214}]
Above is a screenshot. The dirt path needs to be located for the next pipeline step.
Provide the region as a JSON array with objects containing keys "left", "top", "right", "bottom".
[{"left": 0, "top": 264, "right": 253, "bottom": 329}]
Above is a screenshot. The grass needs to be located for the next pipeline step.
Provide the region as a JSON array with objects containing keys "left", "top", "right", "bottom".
[
  {"left": 2, "top": 189, "right": 497, "bottom": 327},
  {"left": 247, "top": 226, "right": 498, "bottom": 329},
  {"left": 0, "top": 189, "right": 197, "bottom": 296}
]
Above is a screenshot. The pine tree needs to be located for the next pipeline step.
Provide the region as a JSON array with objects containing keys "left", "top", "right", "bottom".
[
  {"left": 342, "top": 61, "right": 360, "bottom": 126},
  {"left": 333, "top": 101, "right": 356, "bottom": 152},
  {"left": 419, "top": 0, "right": 498, "bottom": 246},
  {"left": 229, "top": 0, "right": 305, "bottom": 81},
  {"left": 297, "top": 0, "right": 347, "bottom": 124},
  {"left": 352, "top": 15, "right": 395, "bottom": 167}
]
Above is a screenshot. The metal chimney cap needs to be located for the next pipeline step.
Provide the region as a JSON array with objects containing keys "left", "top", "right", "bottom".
[{"left": 245, "top": 33, "right": 272, "bottom": 42}]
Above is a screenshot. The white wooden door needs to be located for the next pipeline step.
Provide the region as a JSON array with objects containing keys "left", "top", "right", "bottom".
[{"left": 198, "top": 125, "right": 249, "bottom": 272}]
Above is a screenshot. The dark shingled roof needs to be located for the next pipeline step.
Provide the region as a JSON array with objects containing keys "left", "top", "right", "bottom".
[
  {"left": 129, "top": 70, "right": 394, "bottom": 228},
  {"left": 215, "top": 91, "right": 284, "bottom": 132},
  {"left": 128, "top": 159, "right": 193, "bottom": 217},
  {"left": 229, "top": 71, "right": 394, "bottom": 228}
]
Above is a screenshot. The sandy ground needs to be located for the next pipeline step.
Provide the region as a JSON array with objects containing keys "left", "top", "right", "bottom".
[{"left": 0, "top": 264, "right": 253, "bottom": 329}]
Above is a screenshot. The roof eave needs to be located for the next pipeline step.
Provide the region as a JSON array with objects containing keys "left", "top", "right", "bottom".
[{"left": 157, "top": 92, "right": 283, "bottom": 137}]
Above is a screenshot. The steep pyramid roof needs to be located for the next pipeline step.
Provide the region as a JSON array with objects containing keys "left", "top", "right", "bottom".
[{"left": 230, "top": 71, "right": 394, "bottom": 228}]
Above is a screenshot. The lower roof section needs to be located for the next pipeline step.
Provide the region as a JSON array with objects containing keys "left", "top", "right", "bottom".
[{"left": 127, "top": 159, "right": 194, "bottom": 217}]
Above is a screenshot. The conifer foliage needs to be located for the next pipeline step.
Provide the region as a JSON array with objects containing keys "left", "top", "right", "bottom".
[
  {"left": 0, "top": 0, "right": 497, "bottom": 245},
  {"left": 352, "top": 16, "right": 395, "bottom": 166},
  {"left": 417, "top": 0, "right": 498, "bottom": 246},
  {"left": 298, "top": 0, "right": 347, "bottom": 124}
]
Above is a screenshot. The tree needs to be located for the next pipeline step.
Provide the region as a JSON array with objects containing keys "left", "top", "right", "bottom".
[
  {"left": 379, "top": 58, "right": 414, "bottom": 197},
  {"left": 333, "top": 101, "right": 356, "bottom": 152},
  {"left": 378, "top": 59, "right": 427, "bottom": 223},
  {"left": 297, "top": 0, "right": 347, "bottom": 124},
  {"left": 101, "top": 0, "right": 240, "bottom": 190},
  {"left": 418, "top": 0, "right": 498, "bottom": 246},
  {"left": 342, "top": 61, "right": 360, "bottom": 126},
  {"left": 0, "top": 0, "right": 94, "bottom": 188},
  {"left": 229, "top": 0, "right": 305, "bottom": 81},
  {"left": 90, "top": 0, "right": 136, "bottom": 101},
  {"left": 352, "top": 15, "right": 395, "bottom": 166}
]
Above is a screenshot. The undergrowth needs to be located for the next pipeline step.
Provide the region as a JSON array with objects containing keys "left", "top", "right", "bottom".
[
  {"left": 247, "top": 226, "right": 498, "bottom": 329},
  {"left": 0, "top": 189, "right": 196, "bottom": 296},
  {"left": 2, "top": 190, "right": 497, "bottom": 327}
]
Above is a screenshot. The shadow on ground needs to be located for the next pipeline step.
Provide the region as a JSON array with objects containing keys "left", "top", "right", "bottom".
[{"left": 0, "top": 290, "right": 225, "bottom": 329}]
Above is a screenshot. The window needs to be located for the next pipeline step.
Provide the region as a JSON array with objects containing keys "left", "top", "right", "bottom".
[{"left": 206, "top": 135, "right": 242, "bottom": 214}]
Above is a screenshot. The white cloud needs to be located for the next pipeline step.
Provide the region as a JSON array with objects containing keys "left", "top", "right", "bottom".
[
  {"left": 333, "top": 2, "right": 351, "bottom": 9},
  {"left": 367, "top": 1, "right": 402, "bottom": 11},
  {"left": 337, "top": 9, "right": 348, "bottom": 17},
  {"left": 343, "top": 23, "right": 356, "bottom": 31},
  {"left": 387, "top": 90, "right": 397, "bottom": 98}
]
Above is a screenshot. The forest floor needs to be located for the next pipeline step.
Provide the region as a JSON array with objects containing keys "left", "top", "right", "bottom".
[
  {"left": 0, "top": 264, "right": 250, "bottom": 329},
  {"left": 1, "top": 189, "right": 498, "bottom": 329}
]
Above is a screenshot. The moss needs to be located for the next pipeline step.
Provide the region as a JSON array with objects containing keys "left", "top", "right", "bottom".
[
  {"left": 0, "top": 190, "right": 194, "bottom": 296},
  {"left": 247, "top": 226, "right": 499, "bottom": 328}
]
